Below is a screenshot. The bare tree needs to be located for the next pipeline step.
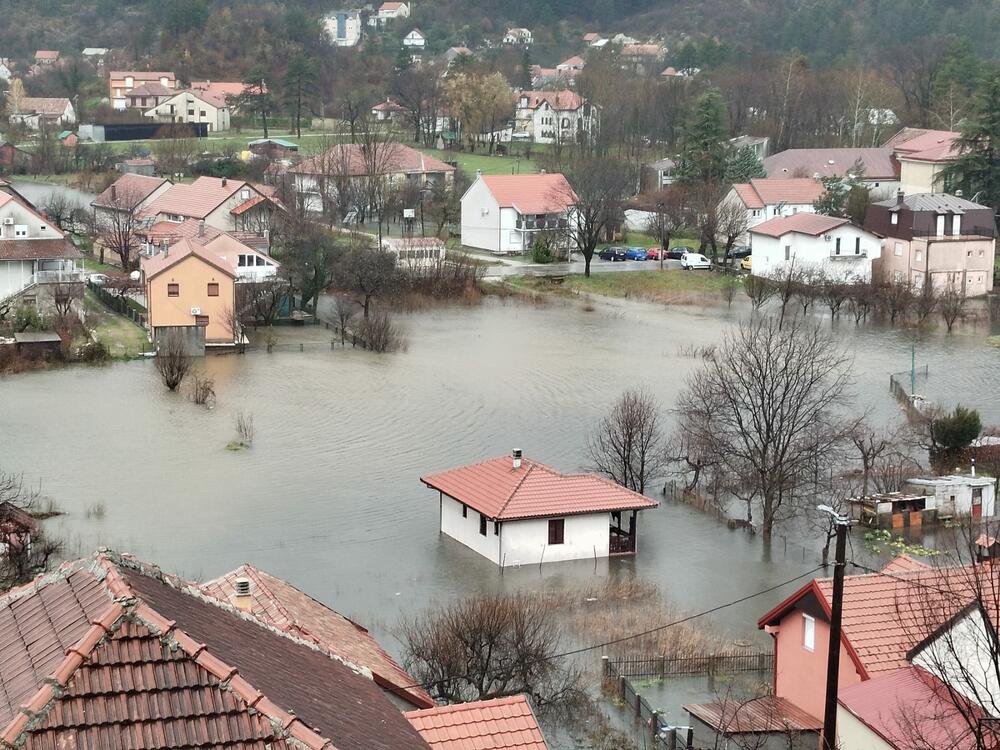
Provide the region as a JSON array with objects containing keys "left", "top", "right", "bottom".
[
  {"left": 51, "top": 281, "right": 82, "bottom": 318},
  {"left": 561, "top": 157, "right": 634, "bottom": 277},
  {"left": 91, "top": 184, "right": 146, "bottom": 269},
  {"left": 643, "top": 187, "right": 688, "bottom": 270},
  {"left": 335, "top": 245, "right": 399, "bottom": 319},
  {"left": 358, "top": 308, "right": 404, "bottom": 353},
  {"left": 0, "top": 471, "right": 63, "bottom": 592},
  {"left": 43, "top": 191, "right": 79, "bottom": 231},
  {"left": 676, "top": 317, "right": 856, "bottom": 538},
  {"left": 913, "top": 280, "right": 938, "bottom": 324},
  {"left": 939, "top": 283, "right": 968, "bottom": 333},
  {"left": 400, "top": 594, "right": 585, "bottom": 717},
  {"left": 587, "top": 388, "right": 666, "bottom": 495},
  {"left": 879, "top": 277, "right": 915, "bottom": 324},
  {"left": 820, "top": 275, "right": 851, "bottom": 319},
  {"left": 743, "top": 274, "right": 775, "bottom": 310},
  {"left": 155, "top": 331, "right": 192, "bottom": 391},
  {"left": 332, "top": 293, "right": 356, "bottom": 345},
  {"left": 716, "top": 199, "right": 750, "bottom": 259}
]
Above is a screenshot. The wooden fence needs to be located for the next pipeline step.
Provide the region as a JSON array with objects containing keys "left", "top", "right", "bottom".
[{"left": 609, "top": 650, "right": 772, "bottom": 679}]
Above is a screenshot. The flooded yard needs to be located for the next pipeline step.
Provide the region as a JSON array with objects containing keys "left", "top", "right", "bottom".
[{"left": 2, "top": 293, "right": 998, "bottom": 658}]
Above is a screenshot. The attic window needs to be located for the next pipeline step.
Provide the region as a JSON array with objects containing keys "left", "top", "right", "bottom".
[
  {"left": 890, "top": 213, "right": 898, "bottom": 225},
  {"left": 802, "top": 614, "right": 815, "bottom": 651}
]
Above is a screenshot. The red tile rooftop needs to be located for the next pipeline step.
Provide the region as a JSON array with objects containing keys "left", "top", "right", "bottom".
[
  {"left": 406, "top": 695, "right": 548, "bottom": 750},
  {"left": 421, "top": 455, "right": 658, "bottom": 520}
]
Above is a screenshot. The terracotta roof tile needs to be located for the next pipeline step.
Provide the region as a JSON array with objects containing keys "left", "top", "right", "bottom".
[
  {"left": 750, "top": 213, "right": 850, "bottom": 238},
  {"left": 292, "top": 143, "right": 455, "bottom": 178},
  {"left": 734, "top": 178, "right": 825, "bottom": 208},
  {"left": 139, "top": 238, "right": 237, "bottom": 281},
  {"left": 199, "top": 564, "right": 433, "bottom": 708},
  {"left": 421, "top": 456, "right": 658, "bottom": 520},
  {"left": 763, "top": 148, "right": 898, "bottom": 180},
  {"left": 517, "top": 89, "right": 585, "bottom": 110},
  {"left": 406, "top": 695, "right": 548, "bottom": 750},
  {"left": 92, "top": 174, "right": 170, "bottom": 209},
  {"left": 143, "top": 176, "right": 258, "bottom": 220},
  {"left": 478, "top": 174, "right": 577, "bottom": 215},
  {"left": 16, "top": 98, "right": 71, "bottom": 116}
]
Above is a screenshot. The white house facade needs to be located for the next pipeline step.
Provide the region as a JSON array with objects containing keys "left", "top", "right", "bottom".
[
  {"left": 902, "top": 474, "right": 995, "bottom": 519},
  {"left": 422, "top": 452, "right": 658, "bottom": 567},
  {"left": 502, "top": 28, "right": 533, "bottom": 45},
  {"left": 323, "top": 10, "right": 363, "bottom": 47},
  {"left": 145, "top": 90, "right": 231, "bottom": 132},
  {"left": 9, "top": 98, "right": 76, "bottom": 130},
  {"left": 371, "top": 1, "right": 409, "bottom": 25},
  {"left": 460, "top": 173, "right": 576, "bottom": 255},
  {"left": 748, "top": 213, "right": 881, "bottom": 283},
  {"left": 513, "top": 90, "right": 596, "bottom": 145},
  {"left": 0, "top": 193, "right": 83, "bottom": 303},
  {"left": 403, "top": 29, "right": 426, "bottom": 48},
  {"left": 723, "top": 178, "right": 825, "bottom": 237}
]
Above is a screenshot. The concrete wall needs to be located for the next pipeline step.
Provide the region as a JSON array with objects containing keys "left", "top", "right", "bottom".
[
  {"left": 440, "top": 494, "right": 500, "bottom": 563},
  {"left": 773, "top": 608, "right": 863, "bottom": 721},
  {"left": 499, "top": 513, "right": 610, "bottom": 567},
  {"left": 750, "top": 225, "right": 881, "bottom": 282},
  {"left": 837, "top": 706, "right": 894, "bottom": 750},
  {"left": 899, "top": 159, "right": 944, "bottom": 196},
  {"left": 145, "top": 253, "right": 235, "bottom": 344},
  {"left": 460, "top": 178, "right": 501, "bottom": 253},
  {"left": 0, "top": 260, "right": 32, "bottom": 299},
  {"left": 876, "top": 236, "right": 995, "bottom": 296}
]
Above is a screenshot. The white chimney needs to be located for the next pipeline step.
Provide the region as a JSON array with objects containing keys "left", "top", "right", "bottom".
[
  {"left": 233, "top": 576, "right": 253, "bottom": 610},
  {"left": 971, "top": 458, "right": 976, "bottom": 477},
  {"left": 512, "top": 448, "right": 522, "bottom": 469},
  {"left": 198, "top": 220, "right": 205, "bottom": 237}
]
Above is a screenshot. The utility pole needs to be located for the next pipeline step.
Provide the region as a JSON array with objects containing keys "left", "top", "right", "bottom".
[{"left": 817, "top": 505, "right": 850, "bottom": 750}]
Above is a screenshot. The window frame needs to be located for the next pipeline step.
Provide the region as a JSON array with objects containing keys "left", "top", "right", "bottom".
[
  {"left": 207, "top": 282, "right": 220, "bottom": 297},
  {"left": 547, "top": 518, "right": 565, "bottom": 545},
  {"left": 802, "top": 613, "right": 816, "bottom": 651},
  {"left": 479, "top": 513, "right": 487, "bottom": 536},
  {"left": 167, "top": 283, "right": 179, "bottom": 297}
]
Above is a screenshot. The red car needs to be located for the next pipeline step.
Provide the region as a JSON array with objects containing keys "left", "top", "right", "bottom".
[{"left": 646, "top": 247, "right": 662, "bottom": 260}]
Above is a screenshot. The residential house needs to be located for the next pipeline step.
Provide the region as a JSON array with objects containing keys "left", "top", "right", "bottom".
[
  {"left": 865, "top": 191, "right": 996, "bottom": 296},
  {"left": 80, "top": 47, "right": 109, "bottom": 64},
  {"left": 646, "top": 156, "right": 677, "bottom": 190},
  {"left": 502, "top": 27, "right": 533, "bottom": 45},
  {"left": 290, "top": 143, "right": 455, "bottom": 214},
  {"left": 460, "top": 172, "right": 576, "bottom": 255},
  {"left": 121, "top": 82, "right": 174, "bottom": 111},
  {"left": 0, "top": 59, "right": 13, "bottom": 82},
  {"left": 749, "top": 213, "right": 881, "bottom": 282},
  {"left": 406, "top": 696, "right": 548, "bottom": 749},
  {"left": 730, "top": 134, "right": 771, "bottom": 160},
  {"left": 403, "top": 28, "right": 426, "bottom": 48},
  {"left": 324, "top": 9, "right": 364, "bottom": 46},
  {"left": 198, "top": 562, "right": 435, "bottom": 709},
  {"left": 0, "top": 142, "right": 29, "bottom": 172},
  {"left": 33, "top": 50, "right": 59, "bottom": 65},
  {"left": 444, "top": 46, "right": 472, "bottom": 65},
  {"left": 582, "top": 32, "right": 603, "bottom": 45},
  {"left": 901, "top": 474, "right": 995, "bottom": 519},
  {"left": 529, "top": 65, "right": 564, "bottom": 88},
  {"left": 372, "top": 98, "right": 409, "bottom": 122},
  {"left": 513, "top": 90, "right": 597, "bottom": 145},
  {"left": 381, "top": 236, "right": 446, "bottom": 268},
  {"left": 108, "top": 70, "right": 176, "bottom": 109},
  {"left": 556, "top": 55, "right": 585, "bottom": 73},
  {"left": 620, "top": 44, "right": 665, "bottom": 74},
  {"left": 722, "top": 177, "right": 824, "bottom": 239},
  {"left": 0, "top": 550, "right": 434, "bottom": 749},
  {"left": 884, "top": 128, "right": 961, "bottom": 196},
  {"left": 0, "top": 501, "right": 34, "bottom": 560},
  {"left": 763, "top": 147, "right": 899, "bottom": 197},
  {"left": 189, "top": 79, "right": 250, "bottom": 101},
  {"left": 145, "top": 88, "right": 231, "bottom": 132},
  {"left": 422, "top": 451, "right": 658, "bottom": 566},
  {"left": 91, "top": 173, "right": 172, "bottom": 230},
  {"left": 371, "top": 0, "right": 410, "bottom": 26},
  {"left": 8, "top": 98, "right": 76, "bottom": 130},
  {"left": 138, "top": 217, "right": 271, "bottom": 258},
  {"left": 116, "top": 157, "right": 156, "bottom": 176},
  {"left": 660, "top": 66, "right": 681, "bottom": 79},
  {"left": 0, "top": 192, "right": 83, "bottom": 304},
  {"left": 140, "top": 175, "right": 282, "bottom": 233}
]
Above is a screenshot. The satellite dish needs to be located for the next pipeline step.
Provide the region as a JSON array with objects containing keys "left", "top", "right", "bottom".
[{"left": 129, "top": 270, "right": 140, "bottom": 281}]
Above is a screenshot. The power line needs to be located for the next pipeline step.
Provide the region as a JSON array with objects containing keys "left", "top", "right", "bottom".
[{"left": 396, "top": 564, "right": 826, "bottom": 692}]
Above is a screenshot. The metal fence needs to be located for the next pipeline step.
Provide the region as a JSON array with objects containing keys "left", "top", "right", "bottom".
[
  {"left": 605, "top": 657, "right": 694, "bottom": 750},
  {"left": 87, "top": 281, "right": 147, "bottom": 327},
  {"left": 609, "top": 651, "right": 772, "bottom": 679}
]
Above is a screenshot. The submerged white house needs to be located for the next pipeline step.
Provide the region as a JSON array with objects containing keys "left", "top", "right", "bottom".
[{"left": 421, "top": 450, "right": 658, "bottom": 566}]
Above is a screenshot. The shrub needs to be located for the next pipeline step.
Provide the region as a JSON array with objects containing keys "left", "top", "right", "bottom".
[
  {"left": 190, "top": 374, "right": 216, "bottom": 406},
  {"left": 12, "top": 304, "right": 46, "bottom": 332},
  {"left": 77, "top": 340, "right": 110, "bottom": 363},
  {"left": 931, "top": 405, "right": 982, "bottom": 453},
  {"left": 359, "top": 309, "right": 404, "bottom": 353},
  {"left": 530, "top": 238, "right": 555, "bottom": 264}
]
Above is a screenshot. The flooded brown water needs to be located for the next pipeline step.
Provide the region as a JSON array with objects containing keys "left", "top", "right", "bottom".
[{"left": 2, "top": 292, "right": 998, "bottom": 656}]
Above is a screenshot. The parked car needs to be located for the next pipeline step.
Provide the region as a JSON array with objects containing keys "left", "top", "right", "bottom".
[
  {"left": 681, "top": 253, "right": 712, "bottom": 270},
  {"left": 598, "top": 247, "right": 626, "bottom": 261},
  {"left": 646, "top": 247, "right": 662, "bottom": 260},
  {"left": 740, "top": 255, "right": 752, "bottom": 271},
  {"left": 665, "top": 245, "right": 694, "bottom": 260},
  {"left": 624, "top": 247, "right": 648, "bottom": 261},
  {"left": 726, "top": 245, "right": 752, "bottom": 260},
  {"left": 88, "top": 273, "right": 110, "bottom": 286}
]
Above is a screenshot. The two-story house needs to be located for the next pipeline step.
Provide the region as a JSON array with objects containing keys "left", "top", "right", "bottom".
[
  {"left": 748, "top": 213, "right": 882, "bottom": 283},
  {"left": 109, "top": 71, "right": 176, "bottom": 110},
  {"left": 865, "top": 191, "right": 996, "bottom": 296},
  {"left": 145, "top": 89, "right": 231, "bottom": 132},
  {"left": 721, "top": 178, "right": 825, "bottom": 238},
  {"left": 140, "top": 176, "right": 281, "bottom": 234},
  {"left": 369, "top": 1, "right": 409, "bottom": 26},
  {"left": 91, "top": 174, "right": 173, "bottom": 233},
  {"left": 323, "top": 10, "right": 363, "bottom": 46},
  {"left": 763, "top": 148, "right": 899, "bottom": 197},
  {"left": 8, "top": 97, "right": 76, "bottom": 130},
  {"left": 460, "top": 173, "right": 576, "bottom": 255},
  {"left": 513, "top": 90, "right": 597, "bottom": 145},
  {"left": 883, "top": 128, "right": 961, "bottom": 196},
  {"left": 502, "top": 28, "right": 533, "bottom": 46},
  {"left": 121, "top": 82, "right": 174, "bottom": 112},
  {"left": 0, "top": 192, "right": 83, "bottom": 306}
]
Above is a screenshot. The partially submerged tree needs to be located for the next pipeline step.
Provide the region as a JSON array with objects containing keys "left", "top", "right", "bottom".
[
  {"left": 587, "top": 388, "right": 666, "bottom": 495},
  {"left": 400, "top": 594, "right": 584, "bottom": 716},
  {"left": 155, "top": 331, "right": 192, "bottom": 391},
  {"left": 335, "top": 245, "right": 399, "bottom": 319},
  {"left": 676, "top": 317, "right": 855, "bottom": 538}
]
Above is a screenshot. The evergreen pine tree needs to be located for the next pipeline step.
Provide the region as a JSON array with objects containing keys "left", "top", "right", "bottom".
[
  {"left": 674, "top": 90, "right": 727, "bottom": 184},
  {"left": 725, "top": 146, "right": 765, "bottom": 182},
  {"left": 942, "top": 73, "right": 1000, "bottom": 214}
]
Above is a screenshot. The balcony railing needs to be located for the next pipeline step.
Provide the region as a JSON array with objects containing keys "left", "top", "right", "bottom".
[
  {"left": 31, "top": 270, "right": 86, "bottom": 284},
  {"left": 830, "top": 250, "right": 868, "bottom": 260},
  {"left": 910, "top": 226, "right": 996, "bottom": 240}
]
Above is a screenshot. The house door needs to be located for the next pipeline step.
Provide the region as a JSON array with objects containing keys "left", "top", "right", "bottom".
[{"left": 972, "top": 488, "right": 983, "bottom": 518}]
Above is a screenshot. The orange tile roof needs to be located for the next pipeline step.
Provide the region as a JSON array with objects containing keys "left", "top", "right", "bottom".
[
  {"left": 140, "top": 237, "right": 236, "bottom": 280},
  {"left": 190, "top": 80, "right": 248, "bottom": 99},
  {"left": 759, "top": 561, "right": 998, "bottom": 676},
  {"left": 517, "top": 89, "right": 585, "bottom": 111},
  {"left": 685, "top": 696, "right": 821, "bottom": 733},
  {"left": 406, "top": 695, "right": 548, "bottom": 750},
  {"left": 479, "top": 173, "right": 577, "bottom": 215},
  {"left": 750, "top": 213, "right": 849, "bottom": 238},
  {"left": 200, "top": 564, "right": 433, "bottom": 708},
  {"left": 144, "top": 176, "right": 254, "bottom": 220},
  {"left": 421, "top": 456, "right": 657, "bottom": 520},
  {"left": 732, "top": 178, "right": 825, "bottom": 209},
  {"left": 92, "top": 173, "right": 169, "bottom": 208},
  {"left": 888, "top": 128, "right": 961, "bottom": 163},
  {"left": 292, "top": 143, "right": 455, "bottom": 178}
]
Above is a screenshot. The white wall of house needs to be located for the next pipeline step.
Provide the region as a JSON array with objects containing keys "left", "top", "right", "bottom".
[
  {"left": 0, "top": 199, "right": 75, "bottom": 298},
  {"left": 721, "top": 187, "right": 818, "bottom": 238},
  {"left": 323, "top": 12, "right": 363, "bottom": 46},
  {"left": 460, "top": 179, "right": 504, "bottom": 253},
  {"left": 0, "top": 260, "right": 34, "bottom": 300},
  {"left": 836, "top": 707, "right": 895, "bottom": 750},
  {"left": 440, "top": 494, "right": 501, "bottom": 563},
  {"left": 514, "top": 100, "right": 595, "bottom": 145},
  {"left": 499, "top": 513, "right": 610, "bottom": 567},
  {"left": 902, "top": 477, "right": 995, "bottom": 518},
  {"left": 749, "top": 225, "right": 881, "bottom": 282},
  {"left": 145, "top": 93, "right": 230, "bottom": 132}
]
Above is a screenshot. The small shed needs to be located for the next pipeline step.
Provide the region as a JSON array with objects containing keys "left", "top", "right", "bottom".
[
  {"left": 849, "top": 491, "right": 937, "bottom": 529},
  {"left": 14, "top": 331, "right": 63, "bottom": 360},
  {"left": 421, "top": 449, "right": 658, "bottom": 567},
  {"left": 902, "top": 474, "right": 995, "bottom": 519},
  {"left": 118, "top": 158, "right": 156, "bottom": 176},
  {"left": 248, "top": 138, "right": 299, "bottom": 159}
]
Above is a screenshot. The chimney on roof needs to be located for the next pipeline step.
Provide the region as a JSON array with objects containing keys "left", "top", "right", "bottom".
[
  {"left": 221, "top": 176, "right": 227, "bottom": 187},
  {"left": 160, "top": 239, "right": 168, "bottom": 256},
  {"left": 233, "top": 576, "right": 253, "bottom": 610},
  {"left": 955, "top": 189, "right": 963, "bottom": 198},
  {"left": 512, "top": 448, "right": 522, "bottom": 470},
  {"left": 971, "top": 458, "right": 976, "bottom": 477},
  {"left": 896, "top": 189, "right": 904, "bottom": 206},
  {"left": 198, "top": 220, "right": 205, "bottom": 237},
  {"left": 110, "top": 184, "right": 117, "bottom": 201}
]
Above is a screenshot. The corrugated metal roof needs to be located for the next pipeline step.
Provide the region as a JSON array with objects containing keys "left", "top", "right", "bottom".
[
  {"left": 873, "top": 193, "right": 989, "bottom": 213},
  {"left": 421, "top": 456, "right": 658, "bottom": 520},
  {"left": 685, "top": 696, "right": 822, "bottom": 733}
]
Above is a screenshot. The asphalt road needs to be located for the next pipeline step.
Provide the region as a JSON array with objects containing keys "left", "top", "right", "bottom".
[{"left": 482, "top": 256, "right": 683, "bottom": 278}]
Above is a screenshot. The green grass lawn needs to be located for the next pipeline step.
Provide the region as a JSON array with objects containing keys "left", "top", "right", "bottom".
[
  {"left": 83, "top": 289, "right": 149, "bottom": 358},
  {"left": 419, "top": 148, "right": 538, "bottom": 176},
  {"left": 509, "top": 269, "right": 739, "bottom": 305}
]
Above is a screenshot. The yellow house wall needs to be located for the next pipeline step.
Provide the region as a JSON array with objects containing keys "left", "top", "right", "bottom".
[
  {"left": 146, "top": 254, "right": 235, "bottom": 343},
  {"left": 899, "top": 159, "right": 944, "bottom": 195}
]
